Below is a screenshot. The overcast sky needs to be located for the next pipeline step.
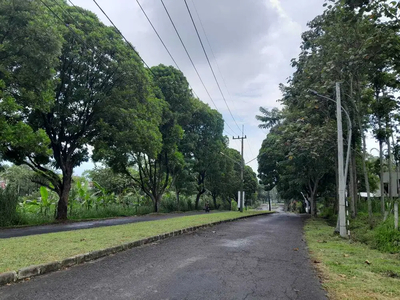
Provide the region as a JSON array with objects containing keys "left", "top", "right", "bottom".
[{"left": 72, "top": 0, "right": 328, "bottom": 175}]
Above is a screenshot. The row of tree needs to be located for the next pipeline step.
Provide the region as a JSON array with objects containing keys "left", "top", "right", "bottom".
[
  {"left": 0, "top": 0, "right": 258, "bottom": 220},
  {"left": 257, "top": 0, "right": 400, "bottom": 219}
]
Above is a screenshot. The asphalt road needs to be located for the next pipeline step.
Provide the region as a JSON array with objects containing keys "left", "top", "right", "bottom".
[
  {"left": 0, "top": 211, "right": 210, "bottom": 239},
  {"left": 0, "top": 212, "right": 327, "bottom": 300}
]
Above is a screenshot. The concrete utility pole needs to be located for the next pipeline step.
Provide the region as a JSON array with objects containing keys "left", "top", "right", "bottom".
[
  {"left": 308, "top": 86, "right": 351, "bottom": 237},
  {"left": 268, "top": 191, "right": 272, "bottom": 211},
  {"left": 233, "top": 127, "right": 247, "bottom": 212},
  {"left": 336, "top": 83, "right": 347, "bottom": 238}
]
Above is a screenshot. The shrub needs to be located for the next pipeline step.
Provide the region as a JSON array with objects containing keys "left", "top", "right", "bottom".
[
  {"left": 186, "top": 198, "right": 193, "bottom": 211},
  {"left": 231, "top": 200, "right": 238, "bottom": 211},
  {"left": 0, "top": 187, "right": 19, "bottom": 226},
  {"left": 160, "top": 193, "right": 178, "bottom": 213},
  {"left": 319, "top": 206, "right": 335, "bottom": 220},
  {"left": 373, "top": 216, "right": 400, "bottom": 253}
]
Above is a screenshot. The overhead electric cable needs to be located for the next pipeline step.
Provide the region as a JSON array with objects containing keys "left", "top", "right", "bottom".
[
  {"left": 92, "top": 0, "right": 153, "bottom": 72},
  {"left": 135, "top": 0, "right": 199, "bottom": 99},
  {"left": 160, "top": 0, "right": 239, "bottom": 136},
  {"left": 190, "top": 0, "right": 240, "bottom": 112},
  {"left": 184, "top": 0, "right": 242, "bottom": 134},
  {"left": 135, "top": 0, "right": 180, "bottom": 70}
]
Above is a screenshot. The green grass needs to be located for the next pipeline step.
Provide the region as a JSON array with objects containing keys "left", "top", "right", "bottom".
[
  {"left": 0, "top": 211, "right": 272, "bottom": 273},
  {"left": 349, "top": 213, "right": 400, "bottom": 253},
  {"left": 304, "top": 218, "right": 400, "bottom": 300}
]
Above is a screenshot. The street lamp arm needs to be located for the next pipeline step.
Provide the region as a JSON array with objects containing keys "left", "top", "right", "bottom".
[
  {"left": 308, "top": 89, "right": 353, "bottom": 181},
  {"left": 308, "top": 90, "right": 352, "bottom": 129}
]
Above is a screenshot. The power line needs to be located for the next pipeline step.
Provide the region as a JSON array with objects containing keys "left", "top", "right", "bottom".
[
  {"left": 159, "top": 0, "right": 238, "bottom": 136},
  {"left": 246, "top": 157, "right": 258, "bottom": 165},
  {"left": 135, "top": 0, "right": 199, "bottom": 100},
  {"left": 60, "top": 0, "right": 238, "bottom": 139},
  {"left": 39, "top": 0, "right": 89, "bottom": 49},
  {"left": 135, "top": 0, "right": 180, "bottom": 70},
  {"left": 91, "top": 0, "right": 154, "bottom": 73},
  {"left": 190, "top": 0, "right": 241, "bottom": 114},
  {"left": 189, "top": 0, "right": 251, "bottom": 158},
  {"left": 184, "top": 0, "right": 242, "bottom": 134}
]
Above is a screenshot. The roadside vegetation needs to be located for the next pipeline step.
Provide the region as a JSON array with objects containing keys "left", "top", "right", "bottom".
[
  {"left": 305, "top": 218, "right": 400, "bottom": 300},
  {"left": 0, "top": 164, "right": 264, "bottom": 227},
  {"left": 0, "top": 211, "right": 272, "bottom": 273},
  {"left": 0, "top": 0, "right": 265, "bottom": 227},
  {"left": 254, "top": 1, "right": 400, "bottom": 298}
]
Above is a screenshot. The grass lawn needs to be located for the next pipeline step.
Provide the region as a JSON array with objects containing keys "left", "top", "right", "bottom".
[
  {"left": 304, "top": 218, "right": 400, "bottom": 300},
  {"left": 0, "top": 211, "right": 271, "bottom": 273}
]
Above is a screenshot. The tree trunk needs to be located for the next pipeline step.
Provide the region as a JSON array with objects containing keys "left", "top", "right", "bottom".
[
  {"left": 56, "top": 168, "right": 72, "bottom": 220},
  {"left": 195, "top": 189, "right": 205, "bottom": 210},
  {"left": 361, "top": 128, "right": 372, "bottom": 218},
  {"left": 176, "top": 190, "right": 180, "bottom": 211},
  {"left": 212, "top": 194, "right": 217, "bottom": 209},
  {"left": 310, "top": 193, "right": 316, "bottom": 217},
  {"left": 379, "top": 138, "right": 385, "bottom": 217},
  {"left": 352, "top": 152, "right": 358, "bottom": 216},
  {"left": 387, "top": 135, "right": 393, "bottom": 204},
  {"left": 349, "top": 153, "right": 356, "bottom": 218},
  {"left": 153, "top": 195, "right": 160, "bottom": 213}
]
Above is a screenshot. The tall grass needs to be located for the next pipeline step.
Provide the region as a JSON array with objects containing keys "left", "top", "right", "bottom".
[{"left": 0, "top": 187, "right": 19, "bottom": 227}]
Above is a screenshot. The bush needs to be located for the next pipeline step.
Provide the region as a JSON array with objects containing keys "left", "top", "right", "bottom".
[
  {"left": 0, "top": 187, "right": 19, "bottom": 226},
  {"left": 69, "top": 204, "right": 153, "bottom": 220},
  {"left": 231, "top": 200, "right": 238, "bottom": 211},
  {"left": 319, "top": 206, "right": 335, "bottom": 220},
  {"left": 186, "top": 197, "right": 193, "bottom": 211},
  {"left": 373, "top": 216, "right": 400, "bottom": 253},
  {"left": 160, "top": 193, "right": 177, "bottom": 213}
]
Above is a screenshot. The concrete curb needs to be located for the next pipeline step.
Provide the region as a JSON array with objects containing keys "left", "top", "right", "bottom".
[{"left": 0, "top": 212, "right": 273, "bottom": 286}]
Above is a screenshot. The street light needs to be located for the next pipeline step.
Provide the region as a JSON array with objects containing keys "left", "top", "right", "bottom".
[
  {"left": 308, "top": 89, "right": 352, "bottom": 182},
  {"left": 308, "top": 84, "right": 351, "bottom": 238}
]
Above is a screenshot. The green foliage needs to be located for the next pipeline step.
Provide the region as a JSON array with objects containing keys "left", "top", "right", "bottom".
[
  {"left": 373, "top": 216, "right": 400, "bottom": 253},
  {"left": 1, "top": 0, "right": 161, "bottom": 220},
  {"left": 0, "top": 165, "right": 40, "bottom": 197},
  {"left": 84, "top": 167, "right": 134, "bottom": 195},
  {"left": 0, "top": 187, "right": 19, "bottom": 226},
  {"left": 257, "top": 0, "right": 400, "bottom": 220},
  {"left": 39, "top": 186, "right": 55, "bottom": 216},
  {"left": 0, "top": 1, "right": 255, "bottom": 224},
  {"left": 305, "top": 218, "right": 400, "bottom": 300},
  {"left": 231, "top": 200, "right": 238, "bottom": 211}
]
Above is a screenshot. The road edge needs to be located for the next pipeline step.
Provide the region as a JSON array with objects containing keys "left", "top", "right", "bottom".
[{"left": 0, "top": 212, "right": 274, "bottom": 286}]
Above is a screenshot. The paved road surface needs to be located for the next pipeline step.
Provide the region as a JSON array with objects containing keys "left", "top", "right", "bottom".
[
  {"left": 0, "top": 212, "right": 327, "bottom": 300},
  {"left": 0, "top": 211, "right": 210, "bottom": 239}
]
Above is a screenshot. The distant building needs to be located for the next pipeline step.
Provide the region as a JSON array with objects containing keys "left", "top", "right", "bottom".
[
  {"left": 359, "top": 171, "right": 400, "bottom": 198},
  {"left": 382, "top": 171, "right": 400, "bottom": 197}
]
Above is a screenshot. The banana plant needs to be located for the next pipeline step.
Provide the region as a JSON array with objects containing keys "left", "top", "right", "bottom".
[
  {"left": 92, "top": 181, "right": 114, "bottom": 209},
  {"left": 39, "top": 186, "right": 55, "bottom": 216},
  {"left": 76, "top": 180, "right": 94, "bottom": 210}
]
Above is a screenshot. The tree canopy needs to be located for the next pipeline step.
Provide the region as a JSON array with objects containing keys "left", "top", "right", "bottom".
[{"left": 257, "top": 0, "right": 400, "bottom": 218}]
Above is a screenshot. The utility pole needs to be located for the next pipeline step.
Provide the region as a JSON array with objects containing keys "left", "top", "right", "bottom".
[
  {"left": 336, "top": 83, "right": 347, "bottom": 238},
  {"left": 233, "top": 126, "right": 247, "bottom": 212},
  {"left": 267, "top": 190, "right": 271, "bottom": 211}
]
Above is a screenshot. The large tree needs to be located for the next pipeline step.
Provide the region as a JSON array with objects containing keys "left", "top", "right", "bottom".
[
  {"left": 184, "top": 99, "right": 225, "bottom": 209},
  {"left": 1, "top": 1, "right": 155, "bottom": 219},
  {"left": 94, "top": 65, "right": 197, "bottom": 212}
]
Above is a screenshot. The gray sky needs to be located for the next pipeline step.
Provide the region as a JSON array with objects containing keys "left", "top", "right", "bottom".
[{"left": 72, "top": 0, "right": 327, "bottom": 175}]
